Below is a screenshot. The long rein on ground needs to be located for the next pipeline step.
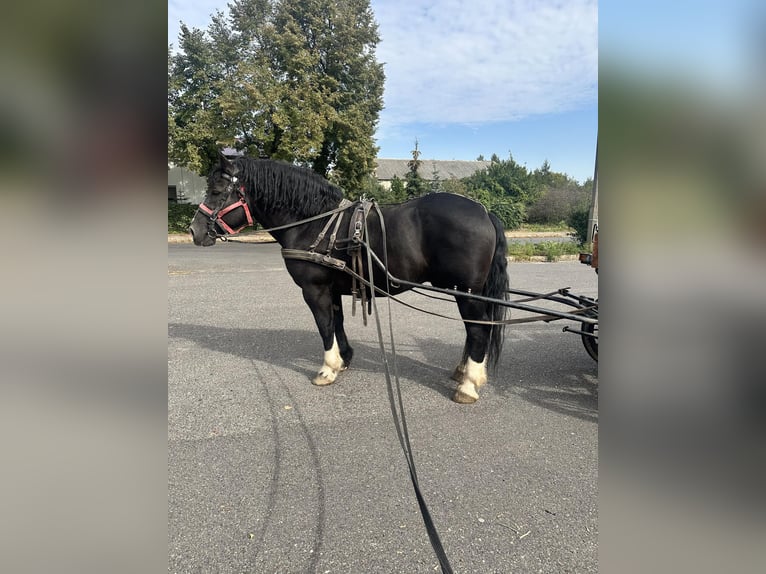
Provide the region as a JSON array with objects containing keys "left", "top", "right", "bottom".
[{"left": 209, "top": 195, "right": 457, "bottom": 572}]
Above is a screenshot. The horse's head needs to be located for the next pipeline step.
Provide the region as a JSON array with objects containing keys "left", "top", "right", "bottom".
[{"left": 189, "top": 152, "right": 253, "bottom": 246}]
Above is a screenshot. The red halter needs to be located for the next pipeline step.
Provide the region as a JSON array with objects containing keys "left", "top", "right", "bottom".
[{"left": 197, "top": 176, "right": 254, "bottom": 236}]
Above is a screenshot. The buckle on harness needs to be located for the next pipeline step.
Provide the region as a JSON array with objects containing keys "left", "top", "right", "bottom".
[{"left": 352, "top": 220, "right": 363, "bottom": 241}]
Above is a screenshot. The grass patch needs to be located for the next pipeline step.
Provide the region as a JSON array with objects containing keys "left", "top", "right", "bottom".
[
  {"left": 507, "top": 240, "right": 582, "bottom": 261},
  {"left": 517, "top": 222, "right": 573, "bottom": 233}
]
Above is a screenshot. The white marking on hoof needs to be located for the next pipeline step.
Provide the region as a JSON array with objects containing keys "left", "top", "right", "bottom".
[
  {"left": 452, "top": 356, "right": 488, "bottom": 403},
  {"left": 312, "top": 337, "right": 342, "bottom": 386},
  {"left": 463, "top": 356, "right": 488, "bottom": 388},
  {"left": 453, "top": 381, "right": 479, "bottom": 404},
  {"left": 312, "top": 372, "right": 336, "bottom": 386}
]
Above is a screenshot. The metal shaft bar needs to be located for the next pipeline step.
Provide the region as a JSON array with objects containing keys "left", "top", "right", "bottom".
[
  {"left": 361, "top": 247, "right": 598, "bottom": 325},
  {"left": 563, "top": 326, "right": 599, "bottom": 338},
  {"left": 507, "top": 287, "right": 597, "bottom": 310}
]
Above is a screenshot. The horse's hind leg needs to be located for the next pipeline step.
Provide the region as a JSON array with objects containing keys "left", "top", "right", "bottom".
[
  {"left": 452, "top": 299, "right": 491, "bottom": 404},
  {"left": 302, "top": 284, "right": 344, "bottom": 386},
  {"left": 451, "top": 343, "right": 469, "bottom": 382}
]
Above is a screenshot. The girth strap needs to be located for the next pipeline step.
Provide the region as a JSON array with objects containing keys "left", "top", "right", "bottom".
[{"left": 281, "top": 249, "right": 347, "bottom": 270}]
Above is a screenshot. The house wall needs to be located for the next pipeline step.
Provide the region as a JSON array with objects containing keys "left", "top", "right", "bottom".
[{"left": 168, "top": 166, "right": 207, "bottom": 204}]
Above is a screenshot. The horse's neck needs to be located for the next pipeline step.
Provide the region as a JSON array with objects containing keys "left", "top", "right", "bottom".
[
  {"left": 244, "top": 167, "right": 339, "bottom": 246},
  {"left": 251, "top": 205, "right": 288, "bottom": 231},
  {"left": 251, "top": 203, "right": 326, "bottom": 248}
]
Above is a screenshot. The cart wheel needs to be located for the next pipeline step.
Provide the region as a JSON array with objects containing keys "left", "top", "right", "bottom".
[{"left": 581, "top": 321, "right": 598, "bottom": 362}]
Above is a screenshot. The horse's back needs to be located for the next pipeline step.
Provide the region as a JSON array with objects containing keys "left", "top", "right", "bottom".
[
  {"left": 377, "top": 193, "right": 498, "bottom": 287},
  {"left": 402, "top": 193, "right": 494, "bottom": 247}
]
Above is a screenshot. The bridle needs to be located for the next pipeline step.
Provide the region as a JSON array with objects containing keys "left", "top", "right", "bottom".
[{"left": 196, "top": 172, "right": 253, "bottom": 238}]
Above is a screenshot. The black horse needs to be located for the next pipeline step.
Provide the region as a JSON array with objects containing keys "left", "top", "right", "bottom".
[{"left": 189, "top": 153, "right": 509, "bottom": 403}]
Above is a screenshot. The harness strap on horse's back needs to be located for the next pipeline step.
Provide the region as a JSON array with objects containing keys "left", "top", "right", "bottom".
[{"left": 307, "top": 198, "right": 353, "bottom": 252}]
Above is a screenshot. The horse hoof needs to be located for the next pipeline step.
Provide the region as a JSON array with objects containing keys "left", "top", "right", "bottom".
[
  {"left": 452, "top": 382, "right": 478, "bottom": 404},
  {"left": 450, "top": 366, "right": 464, "bottom": 382},
  {"left": 452, "top": 390, "right": 478, "bottom": 404},
  {"left": 312, "top": 372, "right": 336, "bottom": 386}
]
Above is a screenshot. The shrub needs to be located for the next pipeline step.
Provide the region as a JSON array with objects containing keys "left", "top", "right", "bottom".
[
  {"left": 168, "top": 202, "right": 198, "bottom": 233},
  {"left": 527, "top": 184, "right": 590, "bottom": 225},
  {"left": 567, "top": 208, "right": 590, "bottom": 246},
  {"left": 487, "top": 198, "right": 525, "bottom": 230}
]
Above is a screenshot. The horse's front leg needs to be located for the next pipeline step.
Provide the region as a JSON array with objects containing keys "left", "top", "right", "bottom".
[
  {"left": 302, "top": 284, "right": 344, "bottom": 386},
  {"left": 332, "top": 289, "right": 353, "bottom": 370}
]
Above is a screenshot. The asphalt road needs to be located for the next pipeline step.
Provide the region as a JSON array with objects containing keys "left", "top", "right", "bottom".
[{"left": 168, "top": 242, "right": 598, "bottom": 573}]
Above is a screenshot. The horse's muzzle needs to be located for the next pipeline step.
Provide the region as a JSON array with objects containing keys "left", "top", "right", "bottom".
[{"left": 189, "top": 224, "right": 216, "bottom": 246}]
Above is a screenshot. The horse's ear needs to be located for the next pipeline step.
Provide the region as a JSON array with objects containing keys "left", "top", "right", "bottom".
[{"left": 218, "top": 151, "right": 239, "bottom": 176}]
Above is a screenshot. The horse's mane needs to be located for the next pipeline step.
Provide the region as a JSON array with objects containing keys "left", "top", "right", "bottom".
[{"left": 234, "top": 157, "right": 343, "bottom": 218}]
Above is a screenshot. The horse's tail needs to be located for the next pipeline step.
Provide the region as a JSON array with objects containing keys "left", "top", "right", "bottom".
[{"left": 483, "top": 212, "right": 509, "bottom": 370}]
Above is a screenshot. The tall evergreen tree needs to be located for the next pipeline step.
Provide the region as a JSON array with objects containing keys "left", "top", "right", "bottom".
[
  {"left": 169, "top": 0, "right": 384, "bottom": 192},
  {"left": 404, "top": 139, "right": 428, "bottom": 198}
]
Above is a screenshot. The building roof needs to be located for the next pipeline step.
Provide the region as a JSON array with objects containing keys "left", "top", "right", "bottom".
[
  {"left": 374, "top": 158, "right": 491, "bottom": 181},
  {"left": 221, "top": 146, "right": 244, "bottom": 157}
]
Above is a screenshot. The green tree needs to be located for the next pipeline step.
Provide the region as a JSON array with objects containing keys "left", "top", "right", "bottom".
[
  {"left": 459, "top": 153, "right": 538, "bottom": 229},
  {"left": 168, "top": 25, "right": 227, "bottom": 175},
  {"left": 168, "top": 0, "right": 384, "bottom": 192},
  {"left": 527, "top": 160, "right": 591, "bottom": 224},
  {"left": 388, "top": 175, "right": 407, "bottom": 202},
  {"left": 404, "top": 139, "right": 428, "bottom": 198},
  {"left": 441, "top": 177, "right": 467, "bottom": 196},
  {"left": 350, "top": 173, "right": 386, "bottom": 202},
  {"left": 429, "top": 163, "right": 442, "bottom": 192}
]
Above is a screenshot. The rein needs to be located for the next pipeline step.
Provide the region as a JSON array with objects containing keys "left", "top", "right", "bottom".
[
  {"left": 218, "top": 196, "right": 592, "bottom": 572},
  {"left": 362, "top": 202, "right": 455, "bottom": 574},
  {"left": 261, "top": 198, "right": 456, "bottom": 572},
  {"left": 218, "top": 200, "right": 355, "bottom": 243},
  {"left": 274, "top": 199, "right": 596, "bottom": 327}
]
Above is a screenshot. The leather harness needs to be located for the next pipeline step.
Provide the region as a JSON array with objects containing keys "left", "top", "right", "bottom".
[
  {"left": 347, "top": 200, "right": 375, "bottom": 324},
  {"left": 281, "top": 198, "right": 375, "bottom": 324}
]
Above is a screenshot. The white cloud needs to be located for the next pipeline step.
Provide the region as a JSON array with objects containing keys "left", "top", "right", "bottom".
[
  {"left": 168, "top": 0, "right": 597, "bottom": 126},
  {"left": 371, "top": 0, "right": 597, "bottom": 125}
]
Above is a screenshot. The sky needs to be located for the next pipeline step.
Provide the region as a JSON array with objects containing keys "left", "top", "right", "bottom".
[{"left": 169, "top": 0, "right": 598, "bottom": 183}]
